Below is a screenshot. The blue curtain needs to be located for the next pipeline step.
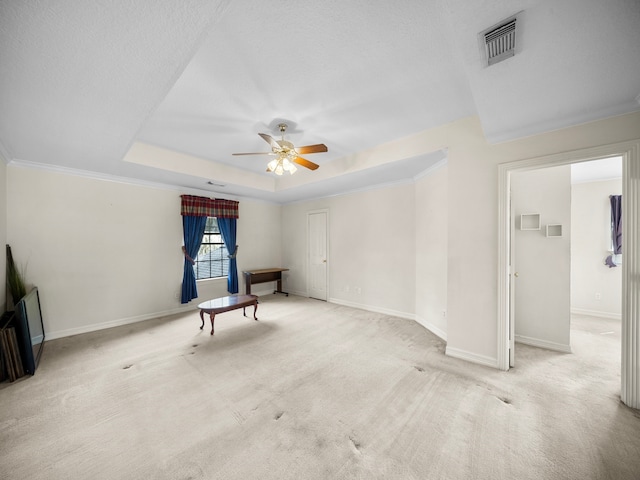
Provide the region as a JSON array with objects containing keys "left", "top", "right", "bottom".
[
  {"left": 611, "top": 195, "right": 622, "bottom": 254},
  {"left": 217, "top": 218, "right": 239, "bottom": 294},
  {"left": 605, "top": 195, "right": 622, "bottom": 268},
  {"left": 181, "top": 215, "right": 207, "bottom": 303}
]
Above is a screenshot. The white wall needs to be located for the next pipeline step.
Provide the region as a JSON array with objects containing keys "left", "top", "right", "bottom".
[
  {"left": 0, "top": 155, "right": 6, "bottom": 312},
  {"left": 511, "top": 165, "right": 572, "bottom": 352},
  {"left": 5, "top": 110, "right": 640, "bottom": 367},
  {"left": 358, "top": 111, "right": 640, "bottom": 368},
  {"left": 236, "top": 199, "right": 283, "bottom": 295},
  {"left": 415, "top": 163, "right": 448, "bottom": 339},
  {"left": 282, "top": 182, "right": 416, "bottom": 319},
  {"left": 571, "top": 178, "right": 622, "bottom": 317},
  {"left": 6, "top": 166, "right": 282, "bottom": 339},
  {"left": 280, "top": 161, "right": 448, "bottom": 341},
  {"left": 280, "top": 111, "right": 640, "bottom": 364}
]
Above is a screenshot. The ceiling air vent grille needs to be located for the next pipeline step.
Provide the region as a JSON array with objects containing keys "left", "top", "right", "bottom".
[{"left": 484, "top": 18, "right": 517, "bottom": 66}]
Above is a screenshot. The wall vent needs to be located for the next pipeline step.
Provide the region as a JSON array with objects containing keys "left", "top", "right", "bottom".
[{"left": 483, "top": 16, "right": 518, "bottom": 66}]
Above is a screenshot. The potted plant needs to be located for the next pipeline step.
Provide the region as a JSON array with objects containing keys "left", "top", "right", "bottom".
[{"left": 6, "top": 245, "right": 26, "bottom": 307}]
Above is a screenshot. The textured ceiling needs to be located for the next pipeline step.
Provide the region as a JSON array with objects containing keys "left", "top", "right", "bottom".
[
  {"left": 1, "top": 0, "right": 639, "bottom": 203},
  {"left": 571, "top": 157, "right": 622, "bottom": 184}
]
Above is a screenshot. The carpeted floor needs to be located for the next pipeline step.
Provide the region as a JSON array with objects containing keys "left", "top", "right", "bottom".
[{"left": 1, "top": 295, "right": 639, "bottom": 479}]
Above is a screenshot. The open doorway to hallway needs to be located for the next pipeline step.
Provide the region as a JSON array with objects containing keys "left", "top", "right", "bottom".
[
  {"left": 570, "top": 157, "right": 623, "bottom": 321},
  {"left": 509, "top": 156, "right": 622, "bottom": 369},
  {"left": 497, "top": 138, "right": 640, "bottom": 409},
  {"left": 514, "top": 313, "right": 622, "bottom": 402}
]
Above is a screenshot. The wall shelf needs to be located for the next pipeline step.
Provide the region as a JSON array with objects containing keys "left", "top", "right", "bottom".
[
  {"left": 520, "top": 213, "right": 541, "bottom": 230},
  {"left": 546, "top": 224, "right": 563, "bottom": 237}
]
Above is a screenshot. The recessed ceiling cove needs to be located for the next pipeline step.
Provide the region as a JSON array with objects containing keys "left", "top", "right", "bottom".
[{"left": 1, "top": 0, "right": 639, "bottom": 203}]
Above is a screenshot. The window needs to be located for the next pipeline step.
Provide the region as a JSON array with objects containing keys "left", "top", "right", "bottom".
[
  {"left": 194, "top": 217, "right": 228, "bottom": 280},
  {"left": 605, "top": 194, "right": 622, "bottom": 268}
]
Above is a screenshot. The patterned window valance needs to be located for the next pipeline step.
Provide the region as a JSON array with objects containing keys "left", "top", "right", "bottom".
[{"left": 180, "top": 195, "right": 239, "bottom": 219}]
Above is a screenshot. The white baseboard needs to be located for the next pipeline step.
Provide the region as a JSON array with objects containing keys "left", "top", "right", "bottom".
[
  {"left": 515, "top": 334, "right": 572, "bottom": 353},
  {"left": 287, "top": 289, "right": 309, "bottom": 298},
  {"left": 45, "top": 304, "right": 197, "bottom": 340},
  {"left": 252, "top": 287, "right": 281, "bottom": 297},
  {"left": 571, "top": 308, "right": 621, "bottom": 320},
  {"left": 328, "top": 297, "right": 415, "bottom": 321},
  {"left": 46, "top": 290, "right": 284, "bottom": 341},
  {"left": 414, "top": 316, "right": 447, "bottom": 341},
  {"left": 445, "top": 347, "right": 498, "bottom": 369}
]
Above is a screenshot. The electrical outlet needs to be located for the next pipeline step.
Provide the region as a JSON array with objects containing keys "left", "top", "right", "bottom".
[
  {"left": 595, "top": 292, "right": 601, "bottom": 300},
  {"left": 442, "top": 310, "right": 447, "bottom": 318},
  {"left": 355, "top": 287, "right": 362, "bottom": 294},
  {"left": 344, "top": 285, "right": 350, "bottom": 293}
]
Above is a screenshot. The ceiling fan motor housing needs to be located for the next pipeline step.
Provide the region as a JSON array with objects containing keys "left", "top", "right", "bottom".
[{"left": 232, "top": 121, "right": 325, "bottom": 172}]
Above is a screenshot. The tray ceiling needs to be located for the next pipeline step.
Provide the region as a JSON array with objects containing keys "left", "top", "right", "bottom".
[{"left": 1, "top": 0, "right": 638, "bottom": 203}]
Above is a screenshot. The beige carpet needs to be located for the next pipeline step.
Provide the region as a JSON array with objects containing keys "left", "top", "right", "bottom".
[{"left": 1, "top": 295, "right": 639, "bottom": 479}]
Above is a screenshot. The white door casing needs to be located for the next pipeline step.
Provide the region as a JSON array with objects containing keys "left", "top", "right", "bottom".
[
  {"left": 509, "top": 189, "right": 515, "bottom": 367},
  {"left": 308, "top": 210, "right": 328, "bottom": 301},
  {"left": 497, "top": 139, "right": 640, "bottom": 409}
]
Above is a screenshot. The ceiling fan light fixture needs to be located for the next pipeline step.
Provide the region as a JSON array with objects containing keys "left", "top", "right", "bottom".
[
  {"left": 233, "top": 122, "right": 325, "bottom": 174},
  {"left": 267, "top": 159, "right": 278, "bottom": 172},
  {"left": 281, "top": 156, "right": 297, "bottom": 175},
  {"left": 266, "top": 154, "right": 298, "bottom": 176}
]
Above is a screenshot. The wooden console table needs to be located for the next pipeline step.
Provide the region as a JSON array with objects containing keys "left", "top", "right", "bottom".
[
  {"left": 197, "top": 294, "right": 258, "bottom": 335},
  {"left": 243, "top": 268, "right": 289, "bottom": 296}
]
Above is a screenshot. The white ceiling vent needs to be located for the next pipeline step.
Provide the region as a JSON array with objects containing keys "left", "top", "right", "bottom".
[{"left": 482, "top": 15, "right": 519, "bottom": 66}]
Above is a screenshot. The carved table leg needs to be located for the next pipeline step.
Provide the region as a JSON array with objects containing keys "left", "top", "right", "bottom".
[
  {"left": 199, "top": 310, "right": 205, "bottom": 330},
  {"left": 210, "top": 312, "right": 216, "bottom": 335},
  {"left": 243, "top": 304, "right": 259, "bottom": 320}
]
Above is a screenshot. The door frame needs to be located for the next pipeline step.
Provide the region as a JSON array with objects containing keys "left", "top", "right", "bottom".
[
  {"left": 307, "top": 208, "right": 329, "bottom": 300},
  {"left": 497, "top": 139, "right": 640, "bottom": 409},
  {"left": 509, "top": 187, "right": 515, "bottom": 367}
]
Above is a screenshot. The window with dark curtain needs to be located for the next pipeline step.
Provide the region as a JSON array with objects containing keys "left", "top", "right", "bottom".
[{"left": 605, "top": 195, "right": 622, "bottom": 268}]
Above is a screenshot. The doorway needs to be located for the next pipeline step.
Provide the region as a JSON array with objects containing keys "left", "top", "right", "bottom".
[
  {"left": 308, "top": 210, "right": 328, "bottom": 301},
  {"left": 510, "top": 165, "right": 573, "bottom": 366},
  {"left": 509, "top": 158, "right": 622, "bottom": 367},
  {"left": 497, "top": 139, "right": 640, "bottom": 409}
]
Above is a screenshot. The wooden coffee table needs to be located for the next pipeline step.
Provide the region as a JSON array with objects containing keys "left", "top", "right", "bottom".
[{"left": 197, "top": 294, "right": 259, "bottom": 335}]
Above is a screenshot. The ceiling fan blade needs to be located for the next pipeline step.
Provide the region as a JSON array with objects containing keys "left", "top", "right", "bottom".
[
  {"left": 258, "top": 133, "right": 281, "bottom": 150},
  {"left": 295, "top": 143, "right": 328, "bottom": 154},
  {"left": 232, "top": 152, "right": 273, "bottom": 156},
  {"left": 294, "top": 156, "right": 319, "bottom": 170}
]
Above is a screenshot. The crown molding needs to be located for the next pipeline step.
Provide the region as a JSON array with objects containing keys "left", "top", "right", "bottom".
[
  {"left": 485, "top": 104, "right": 640, "bottom": 144},
  {"left": 413, "top": 157, "right": 448, "bottom": 181},
  {"left": 7, "top": 158, "right": 241, "bottom": 201}
]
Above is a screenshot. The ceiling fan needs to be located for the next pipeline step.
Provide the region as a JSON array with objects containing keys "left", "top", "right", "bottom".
[{"left": 232, "top": 123, "right": 327, "bottom": 175}]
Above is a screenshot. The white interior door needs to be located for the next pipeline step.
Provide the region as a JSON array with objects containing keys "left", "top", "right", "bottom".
[
  {"left": 509, "top": 188, "right": 516, "bottom": 367},
  {"left": 308, "top": 211, "right": 327, "bottom": 301},
  {"left": 511, "top": 167, "right": 573, "bottom": 359}
]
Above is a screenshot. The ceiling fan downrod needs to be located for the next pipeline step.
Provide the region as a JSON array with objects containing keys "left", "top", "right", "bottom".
[{"left": 278, "top": 123, "right": 288, "bottom": 141}]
